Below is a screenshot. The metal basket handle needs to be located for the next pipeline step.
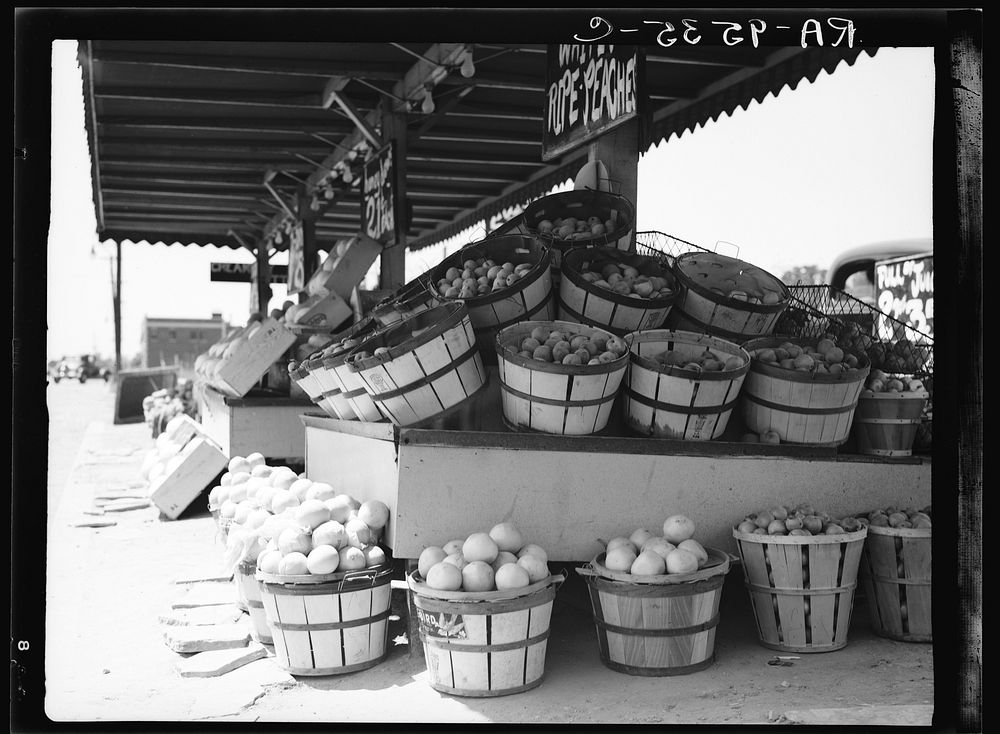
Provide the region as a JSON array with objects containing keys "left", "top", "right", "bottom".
[{"left": 714, "top": 240, "right": 741, "bottom": 259}]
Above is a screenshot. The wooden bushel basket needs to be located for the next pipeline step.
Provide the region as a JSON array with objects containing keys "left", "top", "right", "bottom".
[
  {"left": 428, "top": 235, "right": 555, "bottom": 364},
  {"left": 622, "top": 329, "right": 750, "bottom": 440},
  {"left": 859, "top": 524, "right": 931, "bottom": 642},
  {"left": 853, "top": 389, "right": 930, "bottom": 457},
  {"left": 407, "top": 571, "right": 565, "bottom": 697},
  {"left": 495, "top": 320, "right": 629, "bottom": 435},
  {"left": 520, "top": 189, "right": 636, "bottom": 286},
  {"left": 257, "top": 564, "right": 394, "bottom": 676},
  {"left": 576, "top": 548, "right": 733, "bottom": 676},
  {"left": 733, "top": 526, "right": 867, "bottom": 653},
  {"left": 237, "top": 559, "right": 273, "bottom": 644},
  {"left": 322, "top": 316, "right": 386, "bottom": 423},
  {"left": 347, "top": 302, "right": 487, "bottom": 427},
  {"left": 667, "top": 252, "right": 790, "bottom": 343},
  {"left": 740, "top": 337, "right": 870, "bottom": 446},
  {"left": 558, "top": 247, "right": 677, "bottom": 336}
]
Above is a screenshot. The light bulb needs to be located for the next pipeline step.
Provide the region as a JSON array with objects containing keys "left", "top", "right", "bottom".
[
  {"left": 310, "top": 198, "right": 320, "bottom": 211},
  {"left": 324, "top": 188, "right": 335, "bottom": 200},
  {"left": 460, "top": 53, "right": 475, "bottom": 78},
  {"left": 341, "top": 166, "right": 353, "bottom": 184},
  {"left": 421, "top": 87, "right": 435, "bottom": 114},
  {"left": 275, "top": 231, "right": 283, "bottom": 245}
]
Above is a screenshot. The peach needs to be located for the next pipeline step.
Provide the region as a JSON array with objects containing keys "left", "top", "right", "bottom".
[{"left": 426, "top": 561, "right": 463, "bottom": 591}]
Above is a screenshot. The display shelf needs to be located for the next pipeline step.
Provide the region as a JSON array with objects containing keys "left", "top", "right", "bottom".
[
  {"left": 196, "top": 384, "right": 313, "bottom": 462},
  {"left": 303, "top": 414, "right": 931, "bottom": 563}
]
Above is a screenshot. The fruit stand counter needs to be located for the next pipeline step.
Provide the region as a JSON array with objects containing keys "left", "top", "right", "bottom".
[
  {"left": 197, "top": 384, "right": 313, "bottom": 462},
  {"left": 302, "top": 416, "right": 931, "bottom": 561}
]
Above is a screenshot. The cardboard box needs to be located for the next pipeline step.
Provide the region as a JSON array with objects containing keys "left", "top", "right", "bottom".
[
  {"left": 288, "top": 291, "right": 353, "bottom": 330},
  {"left": 149, "top": 436, "right": 228, "bottom": 520},
  {"left": 307, "top": 234, "right": 382, "bottom": 300},
  {"left": 212, "top": 320, "right": 297, "bottom": 398}
]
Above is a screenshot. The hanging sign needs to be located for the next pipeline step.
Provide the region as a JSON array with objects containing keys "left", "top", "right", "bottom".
[
  {"left": 542, "top": 44, "right": 644, "bottom": 162},
  {"left": 210, "top": 262, "right": 287, "bottom": 283},
  {"left": 363, "top": 142, "right": 399, "bottom": 246},
  {"left": 875, "top": 253, "right": 934, "bottom": 340},
  {"left": 286, "top": 222, "right": 306, "bottom": 294}
]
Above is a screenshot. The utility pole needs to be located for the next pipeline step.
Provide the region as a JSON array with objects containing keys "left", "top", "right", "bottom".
[{"left": 109, "top": 241, "right": 122, "bottom": 377}]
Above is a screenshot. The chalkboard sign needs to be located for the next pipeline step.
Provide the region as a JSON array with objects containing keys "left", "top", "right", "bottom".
[
  {"left": 542, "top": 44, "right": 644, "bottom": 162},
  {"left": 286, "top": 223, "right": 306, "bottom": 294},
  {"left": 363, "top": 142, "right": 399, "bottom": 246},
  {"left": 113, "top": 367, "right": 178, "bottom": 425},
  {"left": 875, "top": 253, "right": 934, "bottom": 340}
]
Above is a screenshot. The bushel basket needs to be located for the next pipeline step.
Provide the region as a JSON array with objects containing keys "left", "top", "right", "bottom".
[
  {"left": 370, "top": 274, "right": 441, "bottom": 328},
  {"left": 667, "top": 251, "right": 790, "bottom": 342},
  {"left": 733, "top": 526, "right": 867, "bottom": 653},
  {"left": 347, "top": 302, "right": 487, "bottom": 427},
  {"left": 322, "top": 316, "right": 385, "bottom": 422},
  {"left": 236, "top": 559, "right": 272, "bottom": 644},
  {"left": 407, "top": 571, "right": 564, "bottom": 697},
  {"left": 576, "top": 548, "right": 733, "bottom": 676},
  {"left": 859, "top": 524, "right": 931, "bottom": 642},
  {"left": 622, "top": 329, "right": 750, "bottom": 440},
  {"left": 853, "top": 388, "right": 930, "bottom": 457},
  {"left": 428, "top": 235, "right": 555, "bottom": 364},
  {"left": 559, "top": 246, "right": 677, "bottom": 336},
  {"left": 257, "top": 564, "right": 394, "bottom": 675},
  {"left": 495, "top": 320, "right": 628, "bottom": 435}
]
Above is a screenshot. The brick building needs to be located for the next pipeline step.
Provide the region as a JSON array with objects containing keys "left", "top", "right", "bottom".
[{"left": 142, "top": 313, "right": 230, "bottom": 370}]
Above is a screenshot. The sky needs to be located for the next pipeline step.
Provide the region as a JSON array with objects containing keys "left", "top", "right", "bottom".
[{"left": 46, "top": 41, "right": 934, "bottom": 362}]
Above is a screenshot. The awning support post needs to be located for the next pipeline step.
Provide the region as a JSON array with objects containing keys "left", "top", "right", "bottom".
[
  {"left": 379, "top": 108, "right": 408, "bottom": 292},
  {"left": 588, "top": 118, "right": 640, "bottom": 253}
]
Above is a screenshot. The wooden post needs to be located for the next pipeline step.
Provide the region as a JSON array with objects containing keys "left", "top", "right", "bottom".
[
  {"left": 935, "top": 10, "right": 981, "bottom": 733},
  {"left": 297, "top": 194, "right": 319, "bottom": 303},
  {"left": 379, "top": 108, "right": 408, "bottom": 292},
  {"left": 588, "top": 118, "right": 640, "bottom": 252},
  {"left": 255, "top": 244, "right": 272, "bottom": 316},
  {"left": 111, "top": 240, "right": 122, "bottom": 377}
]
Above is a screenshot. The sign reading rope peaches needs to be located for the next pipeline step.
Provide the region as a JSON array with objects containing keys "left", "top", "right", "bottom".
[
  {"left": 542, "top": 44, "right": 644, "bottom": 161},
  {"left": 362, "top": 142, "right": 399, "bottom": 246}
]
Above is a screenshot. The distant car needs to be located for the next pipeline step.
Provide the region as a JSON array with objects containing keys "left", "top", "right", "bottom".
[
  {"left": 53, "top": 355, "right": 111, "bottom": 383},
  {"left": 824, "top": 239, "right": 932, "bottom": 305}
]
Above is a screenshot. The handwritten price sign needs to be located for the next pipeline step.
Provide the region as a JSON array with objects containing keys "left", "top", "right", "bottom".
[
  {"left": 286, "top": 223, "right": 306, "bottom": 294},
  {"left": 542, "top": 44, "right": 643, "bottom": 161},
  {"left": 363, "top": 142, "right": 398, "bottom": 246}
]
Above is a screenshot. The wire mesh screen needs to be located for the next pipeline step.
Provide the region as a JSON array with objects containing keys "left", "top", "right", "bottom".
[
  {"left": 635, "top": 231, "right": 713, "bottom": 265},
  {"left": 782, "top": 285, "right": 934, "bottom": 377}
]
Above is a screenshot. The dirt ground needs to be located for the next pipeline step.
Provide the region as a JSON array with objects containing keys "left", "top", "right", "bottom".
[{"left": 37, "top": 382, "right": 935, "bottom": 727}]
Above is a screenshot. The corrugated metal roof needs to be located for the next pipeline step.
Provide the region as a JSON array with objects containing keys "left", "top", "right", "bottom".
[{"left": 79, "top": 41, "right": 870, "bottom": 254}]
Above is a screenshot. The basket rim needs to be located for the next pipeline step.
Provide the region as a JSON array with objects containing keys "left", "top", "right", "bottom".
[
  {"left": 495, "top": 320, "right": 629, "bottom": 376},
  {"left": 430, "top": 235, "right": 552, "bottom": 307},
  {"left": 560, "top": 246, "right": 677, "bottom": 308},
  {"left": 732, "top": 526, "right": 867, "bottom": 544},
  {"left": 584, "top": 547, "right": 733, "bottom": 585},
  {"left": 521, "top": 189, "right": 636, "bottom": 249},
  {"left": 863, "top": 523, "right": 932, "bottom": 537},
  {"left": 860, "top": 388, "right": 930, "bottom": 400},
  {"left": 623, "top": 328, "right": 751, "bottom": 380},
  {"left": 257, "top": 561, "right": 394, "bottom": 587},
  {"left": 673, "top": 251, "right": 790, "bottom": 310},
  {"left": 346, "top": 301, "right": 468, "bottom": 371},
  {"left": 406, "top": 570, "right": 565, "bottom": 602}
]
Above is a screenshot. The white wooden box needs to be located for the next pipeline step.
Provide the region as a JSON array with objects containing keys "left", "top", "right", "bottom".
[
  {"left": 197, "top": 386, "right": 312, "bottom": 462},
  {"left": 307, "top": 234, "right": 382, "bottom": 300},
  {"left": 149, "top": 436, "right": 229, "bottom": 520},
  {"left": 211, "top": 320, "right": 297, "bottom": 398},
  {"left": 288, "top": 291, "right": 353, "bottom": 329}
]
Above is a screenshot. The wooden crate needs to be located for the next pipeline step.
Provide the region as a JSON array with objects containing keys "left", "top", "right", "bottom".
[
  {"left": 733, "top": 527, "right": 867, "bottom": 653},
  {"left": 622, "top": 329, "right": 750, "bottom": 440},
  {"left": 149, "top": 436, "right": 228, "bottom": 520},
  {"left": 577, "top": 548, "right": 732, "bottom": 675},
  {"left": 197, "top": 386, "right": 311, "bottom": 461},
  {"left": 407, "top": 572, "right": 563, "bottom": 697},
  {"left": 307, "top": 233, "right": 383, "bottom": 301},
  {"left": 860, "top": 525, "right": 932, "bottom": 642},
  {"left": 257, "top": 564, "right": 393, "bottom": 675},
  {"left": 211, "top": 320, "right": 298, "bottom": 399}
]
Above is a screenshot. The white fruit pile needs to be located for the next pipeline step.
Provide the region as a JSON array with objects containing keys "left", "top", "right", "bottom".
[
  {"left": 209, "top": 453, "right": 391, "bottom": 577},
  {"left": 502, "top": 325, "right": 628, "bottom": 367},
  {"left": 140, "top": 416, "right": 200, "bottom": 489},
  {"left": 750, "top": 339, "right": 865, "bottom": 376},
  {"left": 533, "top": 215, "right": 619, "bottom": 241},
  {"left": 864, "top": 369, "right": 925, "bottom": 394},
  {"left": 417, "top": 522, "right": 550, "bottom": 593},
  {"left": 142, "top": 382, "right": 195, "bottom": 434},
  {"left": 436, "top": 257, "right": 535, "bottom": 300},
  {"left": 602, "top": 515, "right": 710, "bottom": 576},
  {"left": 576, "top": 260, "right": 673, "bottom": 300}
]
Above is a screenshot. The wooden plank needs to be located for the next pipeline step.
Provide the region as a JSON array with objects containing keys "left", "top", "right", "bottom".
[{"left": 176, "top": 643, "right": 268, "bottom": 678}]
